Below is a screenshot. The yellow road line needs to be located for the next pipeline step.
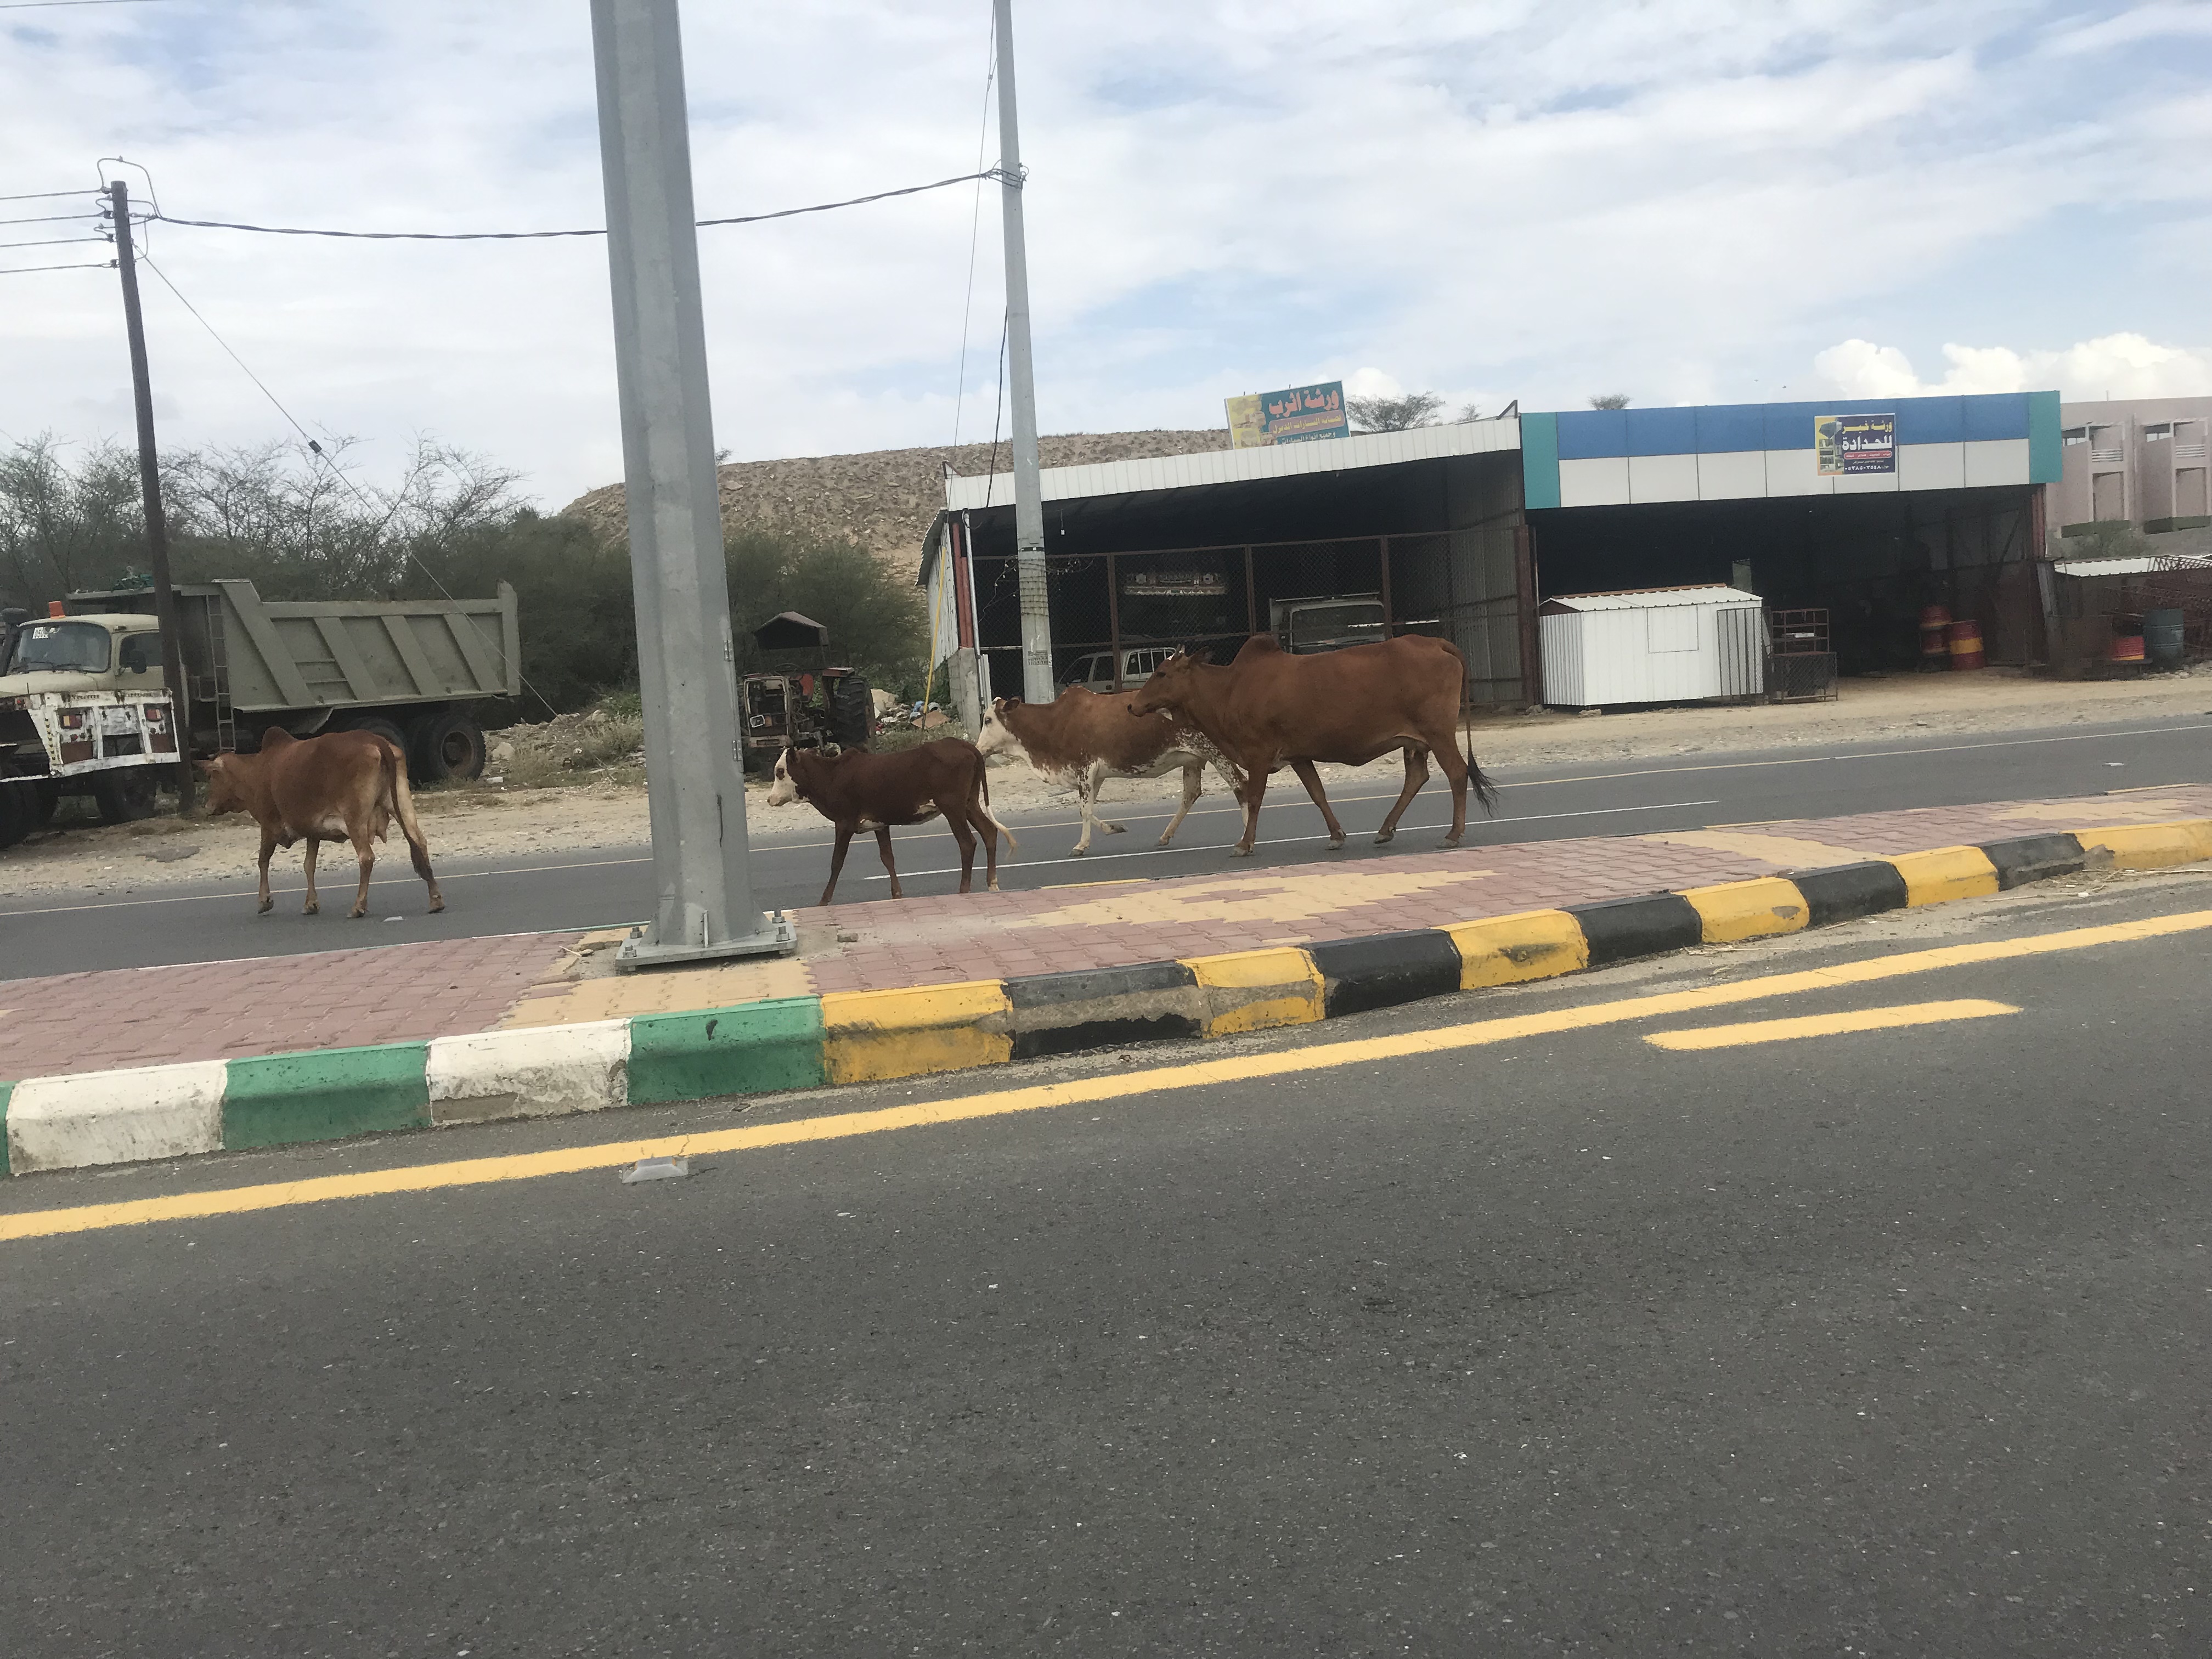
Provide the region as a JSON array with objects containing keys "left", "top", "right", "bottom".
[
  {"left": 1645, "top": 998, "right": 2017, "bottom": 1051},
  {"left": 6, "top": 906, "right": 2210, "bottom": 1244}
]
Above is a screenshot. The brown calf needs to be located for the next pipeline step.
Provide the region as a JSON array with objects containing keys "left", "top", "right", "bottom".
[
  {"left": 200, "top": 727, "right": 444, "bottom": 918},
  {"left": 975, "top": 690, "right": 1243, "bottom": 855},
  {"left": 1128, "top": 633, "right": 1497, "bottom": 856},
  {"left": 764, "top": 738, "right": 1019, "bottom": 905}
]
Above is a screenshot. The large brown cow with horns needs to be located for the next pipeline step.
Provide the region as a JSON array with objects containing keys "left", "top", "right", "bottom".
[{"left": 1127, "top": 633, "right": 1497, "bottom": 857}]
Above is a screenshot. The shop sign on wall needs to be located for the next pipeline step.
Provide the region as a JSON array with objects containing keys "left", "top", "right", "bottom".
[{"left": 1815, "top": 411, "right": 1896, "bottom": 475}]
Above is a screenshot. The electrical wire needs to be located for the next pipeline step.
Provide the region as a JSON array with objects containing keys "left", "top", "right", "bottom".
[
  {"left": 0, "top": 258, "right": 115, "bottom": 276},
  {"left": 0, "top": 210, "right": 106, "bottom": 227},
  {"left": 0, "top": 233, "right": 112, "bottom": 251},
  {"left": 0, "top": 188, "right": 108, "bottom": 202},
  {"left": 152, "top": 170, "right": 1009, "bottom": 242},
  {"left": 140, "top": 253, "right": 560, "bottom": 718}
]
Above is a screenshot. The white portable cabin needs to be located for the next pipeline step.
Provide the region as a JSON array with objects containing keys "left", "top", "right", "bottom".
[{"left": 1538, "top": 585, "right": 1765, "bottom": 708}]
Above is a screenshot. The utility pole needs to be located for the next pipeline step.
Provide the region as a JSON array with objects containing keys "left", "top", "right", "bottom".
[
  {"left": 590, "top": 0, "right": 792, "bottom": 968},
  {"left": 994, "top": 0, "right": 1054, "bottom": 703},
  {"left": 108, "top": 180, "right": 195, "bottom": 815}
]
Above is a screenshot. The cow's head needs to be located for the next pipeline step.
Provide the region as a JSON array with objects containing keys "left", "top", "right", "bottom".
[
  {"left": 1127, "top": 650, "right": 1202, "bottom": 719},
  {"left": 975, "top": 697, "right": 1025, "bottom": 760},
  {"left": 198, "top": 753, "right": 246, "bottom": 816},
  {"left": 764, "top": 746, "right": 803, "bottom": 806}
]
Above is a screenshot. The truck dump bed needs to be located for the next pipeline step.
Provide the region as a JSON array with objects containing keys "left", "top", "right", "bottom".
[{"left": 67, "top": 579, "right": 519, "bottom": 713}]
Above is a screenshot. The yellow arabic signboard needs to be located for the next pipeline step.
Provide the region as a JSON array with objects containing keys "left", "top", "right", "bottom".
[{"left": 1226, "top": 380, "right": 1348, "bottom": 448}]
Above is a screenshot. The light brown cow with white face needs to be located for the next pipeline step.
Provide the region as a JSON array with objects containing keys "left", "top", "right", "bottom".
[{"left": 975, "top": 690, "right": 1243, "bottom": 856}]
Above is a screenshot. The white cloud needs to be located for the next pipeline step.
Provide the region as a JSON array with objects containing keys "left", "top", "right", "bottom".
[
  {"left": 1816, "top": 333, "right": 2212, "bottom": 400},
  {"left": 3, "top": 2, "right": 2208, "bottom": 512}
]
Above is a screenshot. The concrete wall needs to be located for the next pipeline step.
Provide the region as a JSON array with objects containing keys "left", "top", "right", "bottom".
[{"left": 2052, "top": 397, "right": 2212, "bottom": 537}]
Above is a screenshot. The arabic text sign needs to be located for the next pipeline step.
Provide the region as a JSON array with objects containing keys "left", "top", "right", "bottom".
[
  {"left": 1815, "top": 412, "right": 1895, "bottom": 476},
  {"left": 1226, "top": 380, "right": 1348, "bottom": 448}
]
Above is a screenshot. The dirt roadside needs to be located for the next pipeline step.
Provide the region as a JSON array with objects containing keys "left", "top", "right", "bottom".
[{"left": 5, "top": 668, "right": 2208, "bottom": 900}]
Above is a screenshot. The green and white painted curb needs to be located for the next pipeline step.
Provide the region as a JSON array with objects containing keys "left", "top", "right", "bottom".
[{"left": 5, "top": 817, "right": 2207, "bottom": 1178}]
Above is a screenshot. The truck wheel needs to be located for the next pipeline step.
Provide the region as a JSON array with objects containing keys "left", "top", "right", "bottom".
[
  {"left": 0, "top": 782, "right": 32, "bottom": 850},
  {"left": 828, "top": 674, "right": 874, "bottom": 750},
  {"left": 93, "top": 768, "right": 160, "bottom": 825},
  {"left": 410, "top": 709, "right": 486, "bottom": 782},
  {"left": 335, "top": 714, "right": 409, "bottom": 755}
]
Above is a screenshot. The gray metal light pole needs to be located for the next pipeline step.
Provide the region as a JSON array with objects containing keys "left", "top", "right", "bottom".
[
  {"left": 994, "top": 0, "right": 1055, "bottom": 703},
  {"left": 108, "top": 181, "right": 195, "bottom": 816},
  {"left": 591, "top": 0, "right": 793, "bottom": 968}
]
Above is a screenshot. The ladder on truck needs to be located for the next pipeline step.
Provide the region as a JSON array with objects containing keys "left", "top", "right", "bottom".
[{"left": 188, "top": 590, "right": 238, "bottom": 754}]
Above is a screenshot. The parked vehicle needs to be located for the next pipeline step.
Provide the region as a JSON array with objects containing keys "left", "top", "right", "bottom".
[
  {"left": 738, "top": 611, "right": 872, "bottom": 772},
  {"left": 1269, "top": 592, "right": 1388, "bottom": 654},
  {"left": 1062, "top": 645, "right": 1180, "bottom": 695},
  {"left": 0, "top": 578, "right": 518, "bottom": 846}
]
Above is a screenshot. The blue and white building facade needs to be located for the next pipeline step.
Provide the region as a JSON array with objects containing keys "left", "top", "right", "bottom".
[{"left": 1519, "top": 393, "right": 2063, "bottom": 510}]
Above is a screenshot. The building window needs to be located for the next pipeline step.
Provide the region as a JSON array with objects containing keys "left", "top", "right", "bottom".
[
  {"left": 2145, "top": 422, "right": 2172, "bottom": 441},
  {"left": 2062, "top": 426, "right": 2088, "bottom": 445}
]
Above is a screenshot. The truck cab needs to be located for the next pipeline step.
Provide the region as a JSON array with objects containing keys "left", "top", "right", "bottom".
[{"left": 0, "top": 612, "right": 179, "bottom": 814}]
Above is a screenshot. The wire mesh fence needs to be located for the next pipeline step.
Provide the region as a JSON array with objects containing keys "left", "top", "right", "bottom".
[{"left": 969, "top": 529, "right": 1530, "bottom": 704}]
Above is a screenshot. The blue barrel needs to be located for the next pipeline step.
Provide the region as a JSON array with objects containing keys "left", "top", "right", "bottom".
[{"left": 2145, "top": 607, "right": 2186, "bottom": 668}]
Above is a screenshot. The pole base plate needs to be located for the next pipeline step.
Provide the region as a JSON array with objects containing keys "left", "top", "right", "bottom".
[{"left": 613, "top": 911, "right": 798, "bottom": 973}]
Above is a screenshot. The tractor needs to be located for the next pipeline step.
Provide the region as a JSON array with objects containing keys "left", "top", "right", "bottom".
[{"left": 738, "top": 611, "right": 873, "bottom": 773}]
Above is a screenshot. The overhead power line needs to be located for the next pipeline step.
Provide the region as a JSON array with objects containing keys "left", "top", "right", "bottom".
[
  {"left": 153, "top": 168, "right": 1014, "bottom": 242},
  {"left": 0, "top": 258, "right": 115, "bottom": 276}
]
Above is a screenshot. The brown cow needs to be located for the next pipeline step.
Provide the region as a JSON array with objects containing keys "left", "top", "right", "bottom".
[
  {"left": 975, "top": 690, "right": 1244, "bottom": 856},
  {"left": 1128, "top": 634, "right": 1497, "bottom": 856},
  {"left": 200, "top": 727, "right": 444, "bottom": 917},
  {"left": 764, "top": 738, "right": 1019, "bottom": 905}
]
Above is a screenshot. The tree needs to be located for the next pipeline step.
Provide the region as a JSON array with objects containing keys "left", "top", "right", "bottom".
[
  {"left": 1588, "top": 393, "right": 1632, "bottom": 410},
  {"left": 724, "top": 525, "right": 927, "bottom": 689},
  {"left": 1347, "top": 391, "right": 1446, "bottom": 432}
]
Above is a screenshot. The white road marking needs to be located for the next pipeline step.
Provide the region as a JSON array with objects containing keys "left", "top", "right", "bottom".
[{"left": 860, "top": 797, "right": 1724, "bottom": 881}]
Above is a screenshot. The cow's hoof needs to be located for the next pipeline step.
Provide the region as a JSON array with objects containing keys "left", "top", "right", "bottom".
[
  {"left": 429, "top": 900, "right": 445, "bottom": 914},
  {"left": 1374, "top": 830, "right": 1395, "bottom": 845},
  {"left": 1154, "top": 834, "right": 1173, "bottom": 849},
  {"left": 257, "top": 899, "right": 273, "bottom": 915},
  {"left": 988, "top": 879, "right": 1001, "bottom": 891},
  {"left": 348, "top": 907, "right": 366, "bottom": 919},
  {"left": 1441, "top": 834, "right": 1464, "bottom": 850},
  {"left": 1229, "top": 845, "right": 1255, "bottom": 858},
  {"left": 1070, "top": 846, "right": 1087, "bottom": 857},
  {"left": 1327, "top": 836, "right": 1347, "bottom": 851},
  {"left": 1103, "top": 823, "right": 1126, "bottom": 835},
  {"left": 303, "top": 902, "right": 318, "bottom": 916}
]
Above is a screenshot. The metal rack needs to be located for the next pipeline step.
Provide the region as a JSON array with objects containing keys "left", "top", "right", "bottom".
[{"left": 1767, "top": 607, "right": 1838, "bottom": 703}]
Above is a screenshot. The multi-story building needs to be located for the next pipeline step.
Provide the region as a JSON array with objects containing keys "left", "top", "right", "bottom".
[{"left": 2052, "top": 397, "right": 2212, "bottom": 543}]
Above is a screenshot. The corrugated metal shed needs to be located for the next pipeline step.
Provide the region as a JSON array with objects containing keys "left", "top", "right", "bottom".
[
  {"left": 940, "top": 418, "right": 1519, "bottom": 514},
  {"left": 1536, "top": 584, "right": 1750, "bottom": 613},
  {"left": 1539, "top": 585, "right": 1763, "bottom": 708}
]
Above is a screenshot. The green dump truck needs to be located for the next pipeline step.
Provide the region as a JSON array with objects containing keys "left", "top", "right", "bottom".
[{"left": 0, "top": 579, "right": 519, "bottom": 845}]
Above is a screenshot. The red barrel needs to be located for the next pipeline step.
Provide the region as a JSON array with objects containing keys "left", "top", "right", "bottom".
[
  {"left": 1919, "top": 605, "right": 1953, "bottom": 669},
  {"left": 2110, "top": 633, "right": 2146, "bottom": 664},
  {"left": 1947, "top": 619, "right": 1985, "bottom": 670}
]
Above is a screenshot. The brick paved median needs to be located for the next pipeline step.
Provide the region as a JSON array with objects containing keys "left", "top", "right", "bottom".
[{"left": 5, "top": 783, "right": 2205, "bottom": 1082}]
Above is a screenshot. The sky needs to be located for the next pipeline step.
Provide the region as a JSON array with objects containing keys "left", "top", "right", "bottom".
[{"left": 3, "top": 0, "right": 2209, "bottom": 510}]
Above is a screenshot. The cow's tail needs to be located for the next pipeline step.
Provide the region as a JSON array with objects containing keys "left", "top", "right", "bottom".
[
  {"left": 1460, "top": 678, "right": 1499, "bottom": 817},
  {"left": 382, "top": 740, "right": 439, "bottom": 882},
  {"left": 975, "top": 758, "right": 1020, "bottom": 854}
]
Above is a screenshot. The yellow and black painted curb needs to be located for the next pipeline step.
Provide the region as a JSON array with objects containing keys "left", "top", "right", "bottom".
[
  {"left": 4, "top": 819, "right": 2206, "bottom": 1177},
  {"left": 822, "top": 820, "right": 2212, "bottom": 1081}
]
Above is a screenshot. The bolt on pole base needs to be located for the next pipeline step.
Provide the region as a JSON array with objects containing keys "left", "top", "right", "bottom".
[{"left": 613, "top": 909, "right": 797, "bottom": 973}]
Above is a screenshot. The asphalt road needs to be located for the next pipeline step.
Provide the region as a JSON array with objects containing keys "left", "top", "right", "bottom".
[
  {"left": 4, "top": 876, "right": 2212, "bottom": 1654},
  {"left": 3, "top": 874, "right": 2205, "bottom": 1656},
  {"left": 4, "top": 712, "right": 2210, "bottom": 979}
]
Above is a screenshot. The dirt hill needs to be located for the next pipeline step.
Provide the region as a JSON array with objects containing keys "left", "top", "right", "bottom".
[{"left": 561, "top": 429, "right": 1231, "bottom": 573}]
